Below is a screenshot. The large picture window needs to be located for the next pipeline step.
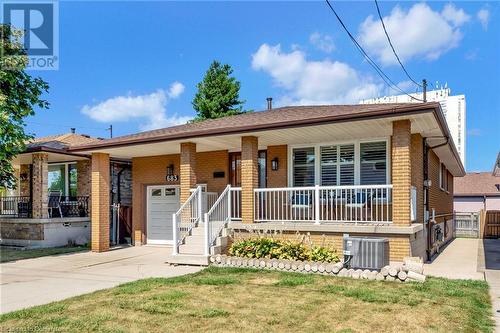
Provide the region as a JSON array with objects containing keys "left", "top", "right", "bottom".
[{"left": 291, "top": 140, "right": 388, "bottom": 186}]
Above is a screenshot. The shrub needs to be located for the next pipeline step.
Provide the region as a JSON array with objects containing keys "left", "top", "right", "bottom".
[{"left": 228, "top": 238, "right": 339, "bottom": 263}]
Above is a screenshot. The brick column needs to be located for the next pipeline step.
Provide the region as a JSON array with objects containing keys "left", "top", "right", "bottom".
[
  {"left": 76, "top": 160, "right": 91, "bottom": 197},
  {"left": 91, "top": 153, "right": 110, "bottom": 252},
  {"left": 32, "top": 153, "right": 48, "bottom": 219},
  {"left": 241, "top": 136, "right": 258, "bottom": 224},
  {"left": 392, "top": 120, "right": 412, "bottom": 226},
  {"left": 19, "top": 164, "right": 31, "bottom": 197},
  {"left": 180, "top": 142, "right": 197, "bottom": 203}
]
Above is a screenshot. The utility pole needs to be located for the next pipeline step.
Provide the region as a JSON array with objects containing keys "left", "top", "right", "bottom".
[
  {"left": 107, "top": 125, "right": 113, "bottom": 138},
  {"left": 422, "top": 79, "right": 427, "bottom": 103}
]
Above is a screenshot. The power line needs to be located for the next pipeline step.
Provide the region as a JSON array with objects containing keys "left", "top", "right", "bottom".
[
  {"left": 374, "top": 0, "right": 422, "bottom": 88},
  {"left": 324, "top": 0, "right": 423, "bottom": 102}
]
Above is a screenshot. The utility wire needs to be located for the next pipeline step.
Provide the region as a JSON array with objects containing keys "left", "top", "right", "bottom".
[
  {"left": 374, "top": 0, "right": 422, "bottom": 88},
  {"left": 324, "top": 0, "right": 423, "bottom": 102}
]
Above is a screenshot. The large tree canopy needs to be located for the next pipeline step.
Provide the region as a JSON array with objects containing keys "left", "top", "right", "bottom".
[
  {"left": 0, "top": 24, "right": 49, "bottom": 188},
  {"left": 192, "top": 61, "right": 246, "bottom": 121}
]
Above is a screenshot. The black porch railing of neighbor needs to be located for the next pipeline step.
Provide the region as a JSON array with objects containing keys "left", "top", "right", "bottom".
[
  {"left": 0, "top": 196, "right": 32, "bottom": 218},
  {"left": 58, "top": 196, "right": 90, "bottom": 218}
]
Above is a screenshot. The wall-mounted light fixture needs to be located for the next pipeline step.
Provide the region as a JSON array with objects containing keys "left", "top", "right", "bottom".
[
  {"left": 271, "top": 157, "right": 279, "bottom": 171},
  {"left": 166, "top": 164, "right": 174, "bottom": 176}
]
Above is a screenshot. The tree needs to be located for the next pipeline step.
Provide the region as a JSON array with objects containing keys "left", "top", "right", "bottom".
[
  {"left": 0, "top": 24, "right": 49, "bottom": 188},
  {"left": 192, "top": 61, "right": 245, "bottom": 121}
]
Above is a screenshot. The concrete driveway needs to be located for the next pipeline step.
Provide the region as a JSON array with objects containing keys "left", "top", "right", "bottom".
[{"left": 0, "top": 246, "right": 201, "bottom": 314}]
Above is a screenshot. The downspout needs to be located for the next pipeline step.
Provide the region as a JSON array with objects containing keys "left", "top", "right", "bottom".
[{"left": 424, "top": 136, "right": 449, "bottom": 261}]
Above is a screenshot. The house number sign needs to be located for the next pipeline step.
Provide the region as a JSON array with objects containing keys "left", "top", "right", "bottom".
[{"left": 166, "top": 175, "right": 179, "bottom": 182}]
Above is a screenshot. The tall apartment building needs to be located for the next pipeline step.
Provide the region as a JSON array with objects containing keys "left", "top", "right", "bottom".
[{"left": 360, "top": 88, "right": 466, "bottom": 167}]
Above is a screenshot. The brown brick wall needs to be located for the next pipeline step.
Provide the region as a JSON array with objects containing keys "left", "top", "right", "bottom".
[
  {"left": 428, "top": 149, "right": 454, "bottom": 215},
  {"left": 32, "top": 153, "right": 48, "bottom": 219},
  {"left": 391, "top": 120, "right": 411, "bottom": 226},
  {"left": 132, "top": 154, "right": 180, "bottom": 245},
  {"left": 411, "top": 134, "right": 424, "bottom": 224},
  {"left": 91, "top": 153, "right": 110, "bottom": 252},
  {"left": 196, "top": 150, "right": 229, "bottom": 194},
  {"left": 266, "top": 145, "right": 287, "bottom": 188},
  {"left": 180, "top": 142, "right": 197, "bottom": 203},
  {"left": 231, "top": 230, "right": 414, "bottom": 262},
  {"left": 241, "top": 136, "right": 258, "bottom": 224},
  {"left": 19, "top": 164, "right": 31, "bottom": 197}
]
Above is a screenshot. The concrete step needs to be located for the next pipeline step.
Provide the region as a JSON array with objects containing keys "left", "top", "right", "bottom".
[
  {"left": 179, "top": 244, "right": 205, "bottom": 255},
  {"left": 167, "top": 254, "right": 209, "bottom": 266},
  {"left": 183, "top": 235, "right": 205, "bottom": 245},
  {"left": 190, "top": 227, "right": 205, "bottom": 236}
]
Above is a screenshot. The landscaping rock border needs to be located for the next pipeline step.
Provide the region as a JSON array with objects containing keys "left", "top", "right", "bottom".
[{"left": 209, "top": 255, "right": 426, "bottom": 283}]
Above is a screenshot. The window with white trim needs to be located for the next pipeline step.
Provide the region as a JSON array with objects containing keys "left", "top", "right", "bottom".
[
  {"left": 360, "top": 141, "right": 387, "bottom": 185},
  {"left": 292, "top": 147, "right": 315, "bottom": 186},
  {"left": 291, "top": 140, "right": 388, "bottom": 186}
]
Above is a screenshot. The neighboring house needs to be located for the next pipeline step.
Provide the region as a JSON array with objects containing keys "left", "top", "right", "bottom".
[
  {"left": 454, "top": 155, "right": 500, "bottom": 213},
  {"left": 0, "top": 132, "right": 132, "bottom": 248},
  {"left": 60, "top": 102, "right": 464, "bottom": 263}
]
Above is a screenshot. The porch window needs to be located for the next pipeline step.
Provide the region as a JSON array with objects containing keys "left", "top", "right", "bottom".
[
  {"left": 292, "top": 147, "right": 315, "bottom": 186},
  {"left": 291, "top": 140, "right": 389, "bottom": 186},
  {"left": 48, "top": 163, "right": 77, "bottom": 196},
  {"left": 360, "top": 141, "right": 387, "bottom": 185},
  {"left": 320, "top": 144, "right": 355, "bottom": 186}
]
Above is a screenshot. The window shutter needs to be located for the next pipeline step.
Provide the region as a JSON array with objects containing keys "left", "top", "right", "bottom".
[
  {"left": 292, "top": 148, "right": 315, "bottom": 186},
  {"left": 339, "top": 145, "right": 355, "bottom": 185},
  {"left": 360, "top": 141, "right": 387, "bottom": 185},
  {"left": 320, "top": 146, "right": 337, "bottom": 186}
]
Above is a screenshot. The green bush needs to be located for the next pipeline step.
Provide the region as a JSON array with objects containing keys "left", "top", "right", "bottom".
[{"left": 228, "top": 238, "right": 339, "bottom": 263}]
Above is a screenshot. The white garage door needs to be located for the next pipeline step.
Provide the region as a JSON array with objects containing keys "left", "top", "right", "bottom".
[{"left": 147, "top": 185, "right": 180, "bottom": 245}]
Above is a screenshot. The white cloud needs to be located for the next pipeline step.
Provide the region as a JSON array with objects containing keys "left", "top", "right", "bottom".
[
  {"left": 251, "top": 43, "right": 382, "bottom": 105},
  {"left": 81, "top": 82, "right": 190, "bottom": 131},
  {"left": 309, "top": 32, "right": 335, "bottom": 53},
  {"left": 358, "top": 3, "right": 469, "bottom": 66},
  {"left": 477, "top": 8, "right": 490, "bottom": 30},
  {"left": 442, "top": 3, "right": 470, "bottom": 27}
]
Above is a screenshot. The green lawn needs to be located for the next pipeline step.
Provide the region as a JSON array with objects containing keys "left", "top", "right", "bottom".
[
  {"left": 0, "top": 246, "right": 88, "bottom": 263},
  {"left": 0, "top": 267, "right": 494, "bottom": 332}
]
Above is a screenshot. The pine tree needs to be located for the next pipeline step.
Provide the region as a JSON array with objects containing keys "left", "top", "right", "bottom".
[{"left": 192, "top": 61, "right": 245, "bottom": 121}]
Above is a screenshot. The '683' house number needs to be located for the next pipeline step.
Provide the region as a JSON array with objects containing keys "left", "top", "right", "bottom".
[{"left": 166, "top": 174, "right": 178, "bottom": 182}]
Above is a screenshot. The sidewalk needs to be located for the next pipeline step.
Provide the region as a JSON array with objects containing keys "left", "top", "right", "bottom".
[
  {"left": 423, "top": 238, "right": 484, "bottom": 280},
  {"left": 479, "top": 239, "right": 500, "bottom": 333}
]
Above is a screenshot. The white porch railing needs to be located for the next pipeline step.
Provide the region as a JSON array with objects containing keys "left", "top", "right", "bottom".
[
  {"left": 230, "top": 187, "right": 241, "bottom": 220},
  {"left": 204, "top": 185, "right": 241, "bottom": 254},
  {"left": 254, "top": 185, "right": 393, "bottom": 224},
  {"left": 172, "top": 185, "right": 202, "bottom": 255}
]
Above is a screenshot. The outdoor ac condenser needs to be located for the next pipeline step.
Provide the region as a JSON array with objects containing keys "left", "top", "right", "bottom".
[{"left": 343, "top": 236, "right": 389, "bottom": 270}]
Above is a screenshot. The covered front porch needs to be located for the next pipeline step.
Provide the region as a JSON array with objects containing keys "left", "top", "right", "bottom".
[{"left": 81, "top": 116, "right": 430, "bottom": 255}]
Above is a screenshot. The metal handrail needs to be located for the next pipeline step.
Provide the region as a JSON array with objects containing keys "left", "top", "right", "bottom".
[
  {"left": 204, "top": 185, "right": 232, "bottom": 254},
  {"left": 172, "top": 186, "right": 202, "bottom": 255}
]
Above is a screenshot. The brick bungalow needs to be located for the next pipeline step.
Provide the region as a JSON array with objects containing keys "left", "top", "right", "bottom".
[{"left": 62, "top": 102, "right": 464, "bottom": 262}]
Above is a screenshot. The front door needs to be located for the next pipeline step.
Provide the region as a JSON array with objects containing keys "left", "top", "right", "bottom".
[
  {"left": 229, "top": 151, "right": 267, "bottom": 188},
  {"left": 146, "top": 185, "right": 179, "bottom": 245}
]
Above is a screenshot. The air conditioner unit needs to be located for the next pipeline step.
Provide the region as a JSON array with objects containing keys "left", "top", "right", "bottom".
[{"left": 343, "top": 236, "right": 389, "bottom": 270}]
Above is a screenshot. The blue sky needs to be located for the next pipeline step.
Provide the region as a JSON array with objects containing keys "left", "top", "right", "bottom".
[{"left": 21, "top": 1, "right": 499, "bottom": 172}]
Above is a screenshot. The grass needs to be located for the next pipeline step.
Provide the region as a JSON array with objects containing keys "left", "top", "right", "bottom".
[
  {"left": 0, "top": 245, "right": 88, "bottom": 263},
  {"left": 0, "top": 266, "right": 494, "bottom": 332}
]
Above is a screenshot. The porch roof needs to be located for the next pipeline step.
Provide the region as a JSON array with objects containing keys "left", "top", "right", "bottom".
[{"left": 68, "top": 102, "right": 465, "bottom": 176}]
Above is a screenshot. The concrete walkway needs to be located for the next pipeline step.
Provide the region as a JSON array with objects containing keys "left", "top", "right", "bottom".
[
  {"left": 479, "top": 239, "right": 500, "bottom": 333},
  {"left": 0, "top": 246, "right": 201, "bottom": 314},
  {"left": 423, "top": 238, "right": 484, "bottom": 280}
]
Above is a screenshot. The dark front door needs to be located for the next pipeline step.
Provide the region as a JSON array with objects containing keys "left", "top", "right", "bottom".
[
  {"left": 229, "top": 151, "right": 267, "bottom": 188},
  {"left": 229, "top": 152, "right": 241, "bottom": 187}
]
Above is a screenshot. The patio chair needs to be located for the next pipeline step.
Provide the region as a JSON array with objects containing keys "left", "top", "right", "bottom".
[
  {"left": 48, "top": 191, "right": 62, "bottom": 218},
  {"left": 345, "top": 192, "right": 371, "bottom": 221}
]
